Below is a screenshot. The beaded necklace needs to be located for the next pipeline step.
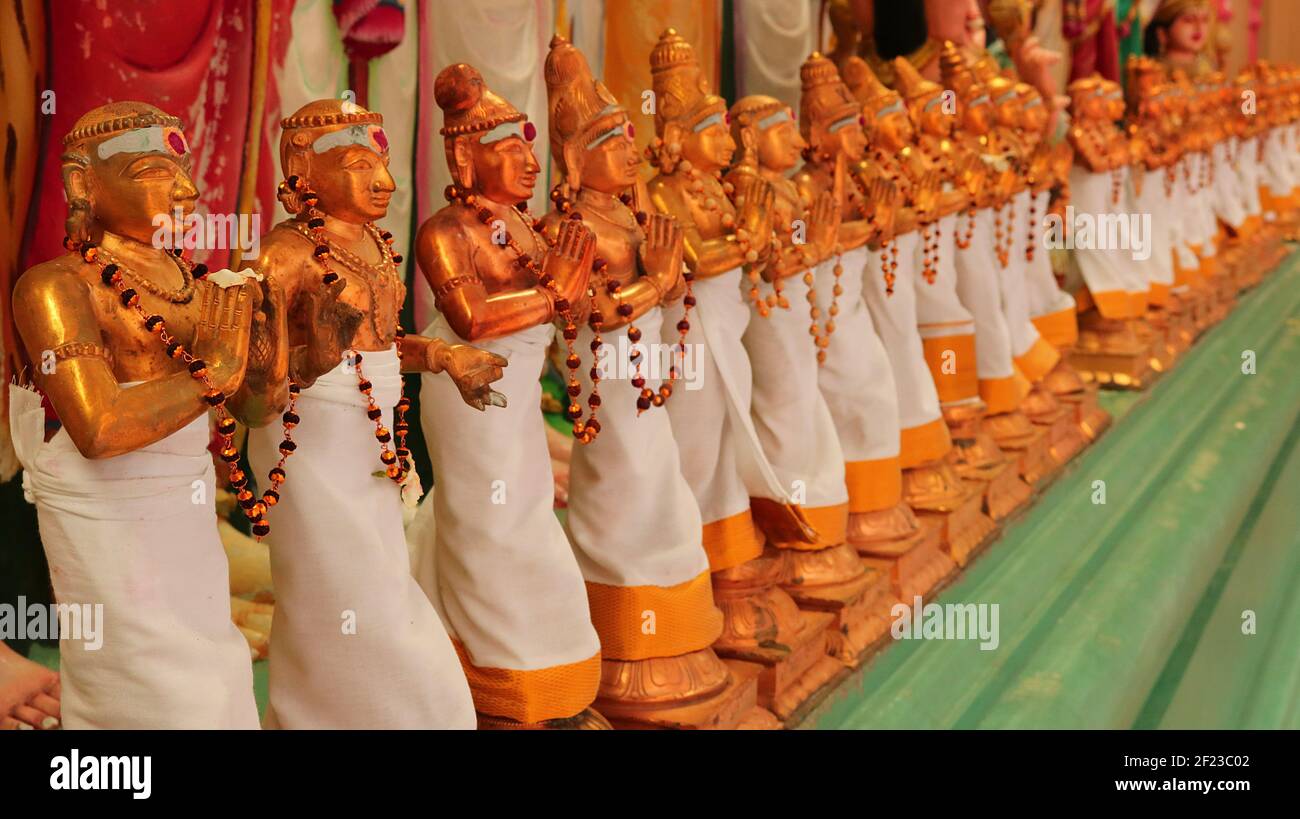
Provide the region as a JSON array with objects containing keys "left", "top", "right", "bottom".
[
  {"left": 67, "top": 239, "right": 270, "bottom": 536},
  {"left": 258, "top": 176, "right": 415, "bottom": 529},
  {"left": 442, "top": 182, "right": 604, "bottom": 443},
  {"left": 550, "top": 185, "right": 695, "bottom": 413}
]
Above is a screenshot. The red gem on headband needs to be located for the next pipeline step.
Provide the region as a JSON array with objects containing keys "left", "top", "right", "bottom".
[
  {"left": 166, "top": 131, "right": 188, "bottom": 155},
  {"left": 626, "top": 122, "right": 636, "bottom": 140},
  {"left": 523, "top": 121, "right": 537, "bottom": 141},
  {"left": 373, "top": 128, "right": 390, "bottom": 152}
]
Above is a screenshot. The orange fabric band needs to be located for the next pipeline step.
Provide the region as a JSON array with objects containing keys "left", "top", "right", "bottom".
[
  {"left": 1148, "top": 281, "right": 1171, "bottom": 307},
  {"left": 585, "top": 570, "right": 723, "bottom": 661},
  {"left": 700, "top": 508, "right": 765, "bottom": 573},
  {"left": 845, "top": 456, "right": 903, "bottom": 513},
  {"left": 1013, "top": 335, "right": 1062, "bottom": 383},
  {"left": 453, "top": 641, "right": 601, "bottom": 724},
  {"left": 899, "top": 417, "right": 952, "bottom": 469},
  {"left": 980, "top": 371, "right": 1032, "bottom": 415},
  {"left": 1031, "top": 305, "right": 1079, "bottom": 349},
  {"left": 921, "top": 332, "right": 979, "bottom": 404},
  {"left": 1089, "top": 288, "right": 1139, "bottom": 320}
]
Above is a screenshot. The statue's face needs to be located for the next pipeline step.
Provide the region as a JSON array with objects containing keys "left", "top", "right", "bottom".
[
  {"left": 468, "top": 131, "right": 540, "bottom": 205},
  {"left": 819, "top": 116, "right": 868, "bottom": 162},
  {"left": 1168, "top": 8, "right": 1211, "bottom": 54},
  {"left": 681, "top": 109, "right": 736, "bottom": 172},
  {"left": 756, "top": 116, "right": 806, "bottom": 171},
  {"left": 578, "top": 116, "right": 641, "bottom": 194},
  {"left": 311, "top": 142, "right": 395, "bottom": 222},
  {"left": 85, "top": 143, "right": 197, "bottom": 242},
  {"left": 916, "top": 94, "right": 951, "bottom": 136},
  {"left": 993, "top": 97, "right": 1020, "bottom": 129},
  {"left": 875, "top": 101, "right": 914, "bottom": 148},
  {"left": 1021, "top": 99, "right": 1047, "bottom": 133},
  {"left": 963, "top": 97, "right": 993, "bottom": 134}
]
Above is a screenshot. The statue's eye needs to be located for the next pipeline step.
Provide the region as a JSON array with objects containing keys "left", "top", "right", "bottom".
[{"left": 347, "top": 158, "right": 374, "bottom": 170}]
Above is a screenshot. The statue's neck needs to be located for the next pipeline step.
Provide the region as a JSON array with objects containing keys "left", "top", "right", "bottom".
[{"left": 99, "top": 230, "right": 167, "bottom": 265}]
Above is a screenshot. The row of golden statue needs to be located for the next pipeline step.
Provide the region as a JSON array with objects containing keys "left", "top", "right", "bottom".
[{"left": 10, "top": 28, "right": 1298, "bottom": 729}]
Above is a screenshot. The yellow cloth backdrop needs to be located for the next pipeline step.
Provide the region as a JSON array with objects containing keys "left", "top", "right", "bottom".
[{"left": 602, "top": 0, "right": 722, "bottom": 164}]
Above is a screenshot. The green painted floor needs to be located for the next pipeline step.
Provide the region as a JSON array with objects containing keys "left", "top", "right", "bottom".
[
  {"left": 26, "top": 251, "right": 1300, "bottom": 728},
  {"left": 806, "top": 249, "right": 1300, "bottom": 729}
]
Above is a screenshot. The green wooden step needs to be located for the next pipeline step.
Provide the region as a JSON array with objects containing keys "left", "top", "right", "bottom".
[{"left": 807, "top": 250, "right": 1300, "bottom": 729}]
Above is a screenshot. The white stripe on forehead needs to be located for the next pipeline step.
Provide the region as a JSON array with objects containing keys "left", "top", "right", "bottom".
[
  {"left": 996, "top": 90, "right": 1017, "bottom": 104},
  {"left": 877, "top": 99, "right": 905, "bottom": 119},
  {"left": 96, "top": 126, "right": 181, "bottom": 160},
  {"left": 970, "top": 94, "right": 991, "bottom": 107},
  {"left": 1023, "top": 97, "right": 1043, "bottom": 108},
  {"left": 479, "top": 121, "right": 527, "bottom": 144},
  {"left": 311, "top": 124, "right": 384, "bottom": 154},
  {"left": 693, "top": 112, "right": 724, "bottom": 133},
  {"left": 828, "top": 114, "right": 857, "bottom": 133},
  {"left": 585, "top": 107, "right": 628, "bottom": 148},
  {"left": 757, "top": 109, "right": 792, "bottom": 130}
]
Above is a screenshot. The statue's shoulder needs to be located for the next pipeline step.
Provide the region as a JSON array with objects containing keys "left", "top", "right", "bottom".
[{"left": 14, "top": 255, "right": 93, "bottom": 305}]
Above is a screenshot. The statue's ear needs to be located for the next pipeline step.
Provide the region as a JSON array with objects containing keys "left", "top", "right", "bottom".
[
  {"left": 662, "top": 121, "right": 685, "bottom": 152},
  {"left": 562, "top": 141, "right": 585, "bottom": 194},
  {"left": 65, "top": 164, "right": 90, "bottom": 206},
  {"left": 452, "top": 136, "right": 475, "bottom": 189}
]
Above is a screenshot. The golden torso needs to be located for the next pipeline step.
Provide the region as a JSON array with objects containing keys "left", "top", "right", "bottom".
[
  {"left": 422, "top": 202, "right": 546, "bottom": 297},
  {"left": 21, "top": 236, "right": 211, "bottom": 383},
  {"left": 260, "top": 220, "right": 405, "bottom": 350},
  {"left": 542, "top": 190, "right": 641, "bottom": 288},
  {"left": 646, "top": 171, "right": 736, "bottom": 241}
]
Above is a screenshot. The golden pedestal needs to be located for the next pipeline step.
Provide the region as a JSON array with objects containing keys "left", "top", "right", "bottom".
[
  {"left": 595, "top": 649, "right": 763, "bottom": 730},
  {"left": 479, "top": 707, "right": 613, "bottom": 730},
  {"left": 985, "top": 410, "right": 1056, "bottom": 486},
  {"left": 1070, "top": 315, "right": 1157, "bottom": 390},
  {"left": 943, "top": 403, "right": 1034, "bottom": 521},
  {"left": 779, "top": 546, "right": 897, "bottom": 669},
  {"left": 711, "top": 553, "right": 846, "bottom": 723},
  {"left": 903, "top": 457, "right": 998, "bottom": 568}
]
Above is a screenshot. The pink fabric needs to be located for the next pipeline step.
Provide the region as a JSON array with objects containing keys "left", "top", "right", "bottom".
[{"left": 24, "top": 0, "right": 258, "bottom": 272}]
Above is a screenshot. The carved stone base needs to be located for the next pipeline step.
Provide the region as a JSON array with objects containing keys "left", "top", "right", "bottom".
[
  {"left": 596, "top": 653, "right": 761, "bottom": 730},
  {"left": 478, "top": 707, "right": 614, "bottom": 730},
  {"left": 781, "top": 553, "right": 896, "bottom": 668},
  {"left": 976, "top": 459, "right": 1035, "bottom": 521},
  {"left": 720, "top": 612, "right": 846, "bottom": 723},
  {"left": 860, "top": 518, "right": 954, "bottom": 599},
  {"left": 712, "top": 554, "right": 844, "bottom": 722},
  {"left": 915, "top": 486, "right": 998, "bottom": 568},
  {"left": 987, "top": 411, "right": 1056, "bottom": 485},
  {"left": 846, "top": 502, "right": 925, "bottom": 558},
  {"left": 1057, "top": 381, "right": 1112, "bottom": 442}
]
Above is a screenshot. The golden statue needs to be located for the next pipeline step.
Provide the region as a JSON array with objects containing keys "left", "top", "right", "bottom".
[
  {"left": 536, "top": 34, "right": 760, "bottom": 730},
  {"left": 414, "top": 64, "right": 610, "bottom": 729},
  {"left": 9, "top": 102, "right": 261, "bottom": 728},
  {"left": 845, "top": 54, "right": 999, "bottom": 566},
  {"left": 644, "top": 29, "right": 847, "bottom": 724},
  {"left": 237, "top": 99, "right": 505, "bottom": 729},
  {"left": 1147, "top": 0, "right": 1215, "bottom": 79}
]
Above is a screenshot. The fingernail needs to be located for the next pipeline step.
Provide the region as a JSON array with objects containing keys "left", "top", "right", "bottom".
[
  {"left": 17, "top": 722, "right": 33, "bottom": 730},
  {"left": 41, "top": 717, "right": 59, "bottom": 729}
]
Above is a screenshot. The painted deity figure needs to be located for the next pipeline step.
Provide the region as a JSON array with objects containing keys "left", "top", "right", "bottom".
[
  {"left": 414, "top": 63, "right": 608, "bottom": 729},
  {"left": 537, "top": 34, "right": 754, "bottom": 730},
  {"left": 645, "top": 29, "right": 847, "bottom": 724},
  {"left": 9, "top": 102, "right": 261, "bottom": 728},
  {"left": 245, "top": 100, "right": 512, "bottom": 729}
]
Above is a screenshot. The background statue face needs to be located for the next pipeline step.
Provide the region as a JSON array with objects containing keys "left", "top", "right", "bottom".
[
  {"left": 681, "top": 116, "right": 736, "bottom": 172},
  {"left": 309, "top": 143, "right": 395, "bottom": 223},
  {"left": 83, "top": 146, "right": 197, "bottom": 243},
  {"left": 963, "top": 98, "right": 993, "bottom": 134},
  {"left": 468, "top": 133, "right": 539, "bottom": 204},
  {"left": 756, "top": 118, "right": 805, "bottom": 171},
  {"left": 875, "top": 106, "right": 914, "bottom": 149},
  {"left": 578, "top": 118, "right": 640, "bottom": 194},
  {"left": 1021, "top": 100, "right": 1048, "bottom": 134},
  {"left": 819, "top": 119, "right": 868, "bottom": 162},
  {"left": 916, "top": 96, "right": 951, "bottom": 136},
  {"left": 1168, "top": 9, "right": 1210, "bottom": 56}
]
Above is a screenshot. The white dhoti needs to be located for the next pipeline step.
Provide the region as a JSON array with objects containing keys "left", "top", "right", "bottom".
[
  {"left": 566, "top": 308, "right": 720, "bottom": 660},
  {"left": 1213, "top": 140, "right": 1248, "bottom": 231},
  {"left": 1069, "top": 165, "right": 1145, "bottom": 319},
  {"left": 415, "top": 320, "right": 601, "bottom": 724},
  {"left": 915, "top": 212, "right": 980, "bottom": 407},
  {"left": 662, "top": 267, "right": 793, "bottom": 570},
  {"left": 814, "top": 246, "right": 904, "bottom": 514},
  {"left": 862, "top": 231, "right": 951, "bottom": 468},
  {"left": 10, "top": 384, "right": 258, "bottom": 730},
  {"left": 248, "top": 348, "right": 474, "bottom": 729},
  {"left": 1002, "top": 190, "right": 1059, "bottom": 385},
  {"left": 741, "top": 271, "right": 848, "bottom": 546},
  {"left": 1024, "top": 188, "right": 1079, "bottom": 349},
  {"left": 1130, "top": 168, "right": 1178, "bottom": 302}
]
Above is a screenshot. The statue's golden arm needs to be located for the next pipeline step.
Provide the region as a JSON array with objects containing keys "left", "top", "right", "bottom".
[
  {"left": 646, "top": 184, "right": 747, "bottom": 278},
  {"left": 14, "top": 270, "right": 212, "bottom": 460},
  {"left": 416, "top": 221, "right": 557, "bottom": 342}
]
